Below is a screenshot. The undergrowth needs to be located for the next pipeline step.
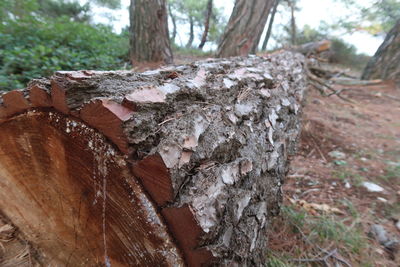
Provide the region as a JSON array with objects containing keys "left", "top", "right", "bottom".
[{"left": 266, "top": 205, "right": 372, "bottom": 266}]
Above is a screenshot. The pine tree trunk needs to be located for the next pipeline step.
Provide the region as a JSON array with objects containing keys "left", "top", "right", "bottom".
[
  {"left": 362, "top": 19, "right": 400, "bottom": 85},
  {"left": 288, "top": 0, "right": 297, "bottom": 46},
  {"left": 262, "top": 0, "right": 279, "bottom": 51},
  {"left": 216, "top": 0, "right": 277, "bottom": 57},
  {"left": 0, "top": 52, "right": 307, "bottom": 266},
  {"left": 168, "top": 3, "right": 177, "bottom": 44},
  {"left": 129, "top": 0, "right": 173, "bottom": 65},
  {"left": 186, "top": 16, "right": 195, "bottom": 48},
  {"left": 198, "top": 0, "right": 213, "bottom": 50}
]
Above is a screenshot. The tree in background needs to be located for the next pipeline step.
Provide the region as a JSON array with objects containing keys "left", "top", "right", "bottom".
[
  {"left": 168, "top": 0, "right": 203, "bottom": 48},
  {"left": 362, "top": 19, "right": 400, "bottom": 85},
  {"left": 168, "top": 0, "right": 225, "bottom": 50},
  {"left": 129, "top": 0, "right": 173, "bottom": 65},
  {"left": 216, "top": 0, "right": 277, "bottom": 57},
  {"left": 198, "top": 0, "right": 213, "bottom": 49},
  {"left": 286, "top": 0, "right": 297, "bottom": 45},
  {"left": 261, "top": 0, "right": 280, "bottom": 51}
]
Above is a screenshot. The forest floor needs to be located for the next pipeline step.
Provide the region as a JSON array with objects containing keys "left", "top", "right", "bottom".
[{"left": 268, "top": 78, "right": 400, "bottom": 266}]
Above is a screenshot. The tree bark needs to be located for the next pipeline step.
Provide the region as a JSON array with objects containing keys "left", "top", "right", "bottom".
[
  {"left": 186, "top": 15, "right": 195, "bottom": 48},
  {"left": 0, "top": 52, "right": 307, "bottom": 266},
  {"left": 362, "top": 19, "right": 400, "bottom": 86},
  {"left": 262, "top": 0, "right": 279, "bottom": 51},
  {"left": 198, "top": 0, "right": 213, "bottom": 49},
  {"left": 129, "top": 0, "right": 173, "bottom": 65},
  {"left": 216, "top": 0, "right": 277, "bottom": 57}
]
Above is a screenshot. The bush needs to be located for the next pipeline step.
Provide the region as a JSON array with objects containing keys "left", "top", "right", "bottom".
[
  {"left": 329, "top": 38, "right": 370, "bottom": 70},
  {"left": 0, "top": 17, "right": 129, "bottom": 91},
  {"left": 293, "top": 25, "right": 370, "bottom": 70}
]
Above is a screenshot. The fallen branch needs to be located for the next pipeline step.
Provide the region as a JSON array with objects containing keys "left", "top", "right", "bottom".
[
  {"left": 331, "top": 77, "right": 383, "bottom": 86},
  {"left": 307, "top": 69, "right": 355, "bottom": 103}
]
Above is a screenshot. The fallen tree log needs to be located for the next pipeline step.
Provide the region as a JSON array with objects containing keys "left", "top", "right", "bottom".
[
  {"left": 292, "top": 40, "right": 331, "bottom": 56},
  {"left": 0, "top": 51, "right": 307, "bottom": 266}
]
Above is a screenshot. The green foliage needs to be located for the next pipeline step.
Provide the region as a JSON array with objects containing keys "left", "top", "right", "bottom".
[
  {"left": 266, "top": 254, "right": 293, "bottom": 267},
  {"left": 283, "top": 205, "right": 366, "bottom": 256},
  {"left": 37, "top": 0, "right": 91, "bottom": 22},
  {"left": 291, "top": 25, "right": 370, "bottom": 70},
  {"left": 334, "top": 0, "right": 400, "bottom": 35},
  {"left": 172, "top": 44, "right": 213, "bottom": 57},
  {"left": 330, "top": 38, "right": 370, "bottom": 70},
  {"left": 91, "top": 0, "right": 121, "bottom": 9},
  {"left": 0, "top": 0, "right": 128, "bottom": 91}
]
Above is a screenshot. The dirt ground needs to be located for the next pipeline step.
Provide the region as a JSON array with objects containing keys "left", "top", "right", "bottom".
[{"left": 269, "top": 80, "right": 400, "bottom": 266}]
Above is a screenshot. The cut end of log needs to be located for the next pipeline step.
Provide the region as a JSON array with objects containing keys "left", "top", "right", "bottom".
[{"left": 0, "top": 110, "right": 183, "bottom": 266}]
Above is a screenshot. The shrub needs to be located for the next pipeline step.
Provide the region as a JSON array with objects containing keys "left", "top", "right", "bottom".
[{"left": 0, "top": 17, "right": 129, "bottom": 91}]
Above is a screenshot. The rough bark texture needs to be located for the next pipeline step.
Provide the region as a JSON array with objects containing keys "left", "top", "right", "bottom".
[
  {"left": 0, "top": 51, "right": 307, "bottom": 266},
  {"left": 261, "top": 0, "right": 279, "bottom": 51},
  {"left": 198, "top": 0, "right": 213, "bottom": 49},
  {"left": 216, "top": 0, "right": 276, "bottom": 57},
  {"left": 129, "top": 0, "right": 173, "bottom": 65},
  {"left": 362, "top": 19, "right": 400, "bottom": 86}
]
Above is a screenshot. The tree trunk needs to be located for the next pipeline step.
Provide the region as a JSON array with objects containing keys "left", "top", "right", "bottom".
[
  {"left": 0, "top": 52, "right": 307, "bottom": 266},
  {"left": 129, "top": 0, "right": 173, "bottom": 65},
  {"left": 362, "top": 19, "right": 400, "bottom": 85},
  {"left": 262, "top": 0, "right": 279, "bottom": 51},
  {"left": 186, "top": 16, "right": 195, "bottom": 48},
  {"left": 288, "top": 0, "right": 297, "bottom": 46},
  {"left": 198, "top": 0, "right": 213, "bottom": 49},
  {"left": 168, "top": 3, "right": 177, "bottom": 44},
  {"left": 216, "top": 0, "right": 277, "bottom": 57}
]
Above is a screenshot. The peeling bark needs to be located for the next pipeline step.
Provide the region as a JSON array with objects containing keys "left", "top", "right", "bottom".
[{"left": 0, "top": 52, "right": 307, "bottom": 266}]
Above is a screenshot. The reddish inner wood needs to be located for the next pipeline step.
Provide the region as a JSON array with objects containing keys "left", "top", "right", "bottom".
[{"left": 0, "top": 110, "right": 182, "bottom": 266}]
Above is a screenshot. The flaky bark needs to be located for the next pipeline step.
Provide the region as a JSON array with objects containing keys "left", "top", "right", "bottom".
[
  {"left": 216, "top": 0, "right": 276, "bottom": 57},
  {"left": 129, "top": 0, "right": 173, "bottom": 65},
  {"left": 0, "top": 52, "right": 307, "bottom": 266},
  {"left": 362, "top": 19, "right": 400, "bottom": 85}
]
